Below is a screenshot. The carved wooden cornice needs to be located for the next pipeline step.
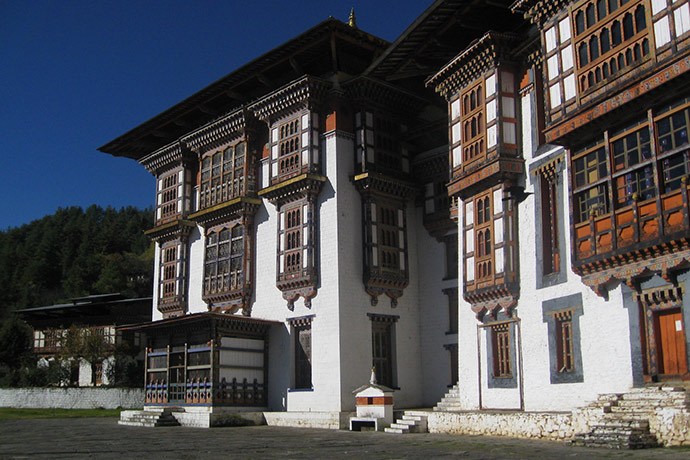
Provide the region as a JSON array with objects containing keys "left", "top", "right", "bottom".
[
  {"left": 144, "top": 219, "right": 196, "bottom": 242},
  {"left": 188, "top": 197, "right": 262, "bottom": 228},
  {"left": 344, "top": 76, "right": 431, "bottom": 116},
  {"left": 182, "top": 109, "right": 249, "bottom": 155},
  {"left": 277, "top": 278, "right": 318, "bottom": 311},
  {"left": 140, "top": 141, "right": 196, "bottom": 175},
  {"left": 635, "top": 285, "right": 685, "bottom": 309},
  {"left": 204, "top": 289, "right": 254, "bottom": 316},
  {"left": 427, "top": 31, "right": 521, "bottom": 100},
  {"left": 577, "top": 244, "right": 690, "bottom": 298},
  {"left": 467, "top": 291, "right": 519, "bottom": 321},
  {"left": 258, "top": 173, "right": 326, "bottom": 207},
  {"left": 511, "top": 0, "right": 571, "bottom": 27},
  {"left": 248, "top": 76, "right": 330, "bottom": 123},
  {"left": 448, "top": 157, "right": 524, "bottom": 200},
  {"left": 363, "top": 270, "right": 409, "bottom": 308},
  {"left": 351, "top": 171, "right": 418, "bottom": 200},
  {"left": 158, "top": 302, "right": 186, "bottom": 318}
]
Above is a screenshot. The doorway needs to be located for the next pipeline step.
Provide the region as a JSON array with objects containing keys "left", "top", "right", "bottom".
[
  {"left": 638, "top": 286, "right": 689, "bottom": 381},
  {"left": 654, "top": 308, "right": 688, "bottom": 376}
]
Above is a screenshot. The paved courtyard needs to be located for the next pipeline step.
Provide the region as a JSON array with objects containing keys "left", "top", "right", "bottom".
[{"left": 1, "top": 417, "right": 689, "bottom": 459}]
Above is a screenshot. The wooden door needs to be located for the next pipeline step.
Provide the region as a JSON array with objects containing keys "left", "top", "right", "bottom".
[{"left": 655, "top": 309, "right": 688, "bottom": 376}]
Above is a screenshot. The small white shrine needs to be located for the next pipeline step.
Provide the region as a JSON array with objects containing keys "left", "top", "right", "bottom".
[{"left": 349, "top": 368, "right": 394, "bottom": 431}]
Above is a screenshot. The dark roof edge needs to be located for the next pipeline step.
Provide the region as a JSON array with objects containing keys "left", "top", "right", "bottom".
[
  {"left": 98, "top": 18, "right": 389, "bottom": 158},
  {"left": 363, "top": 0, "right": 447, "bottom": 77}
]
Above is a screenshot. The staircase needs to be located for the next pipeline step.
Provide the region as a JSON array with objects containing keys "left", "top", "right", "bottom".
[
  {"left": 570, "top": 386, "right": 690, "bottom": 449},
  {"left": 384, "top": 411, "right": 429, "bottom": 434},
  {"left": 433, "top": 384, "right": 463, "bottom": 412},
  {"left": 119, "top": 407, "right": 181, "bottom": 427}
]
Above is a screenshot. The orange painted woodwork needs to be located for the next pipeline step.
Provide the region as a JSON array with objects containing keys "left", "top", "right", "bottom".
[
  {"left": 356, "top": 396, "right": 393, "bottom": 406},
  {"left": 616, "top": 209, "right": 633, "bottom": 226},
  {"left": 655, "top": 309, "right": 688, "bottom": 376}
]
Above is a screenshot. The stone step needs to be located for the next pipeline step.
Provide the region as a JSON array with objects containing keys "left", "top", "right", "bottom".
[
  {"left": 385, "top": 411, "right": 428, "bottom": 434},
  {"left": 118, "top": 409, "right": 180, "bottom": 427},
  {"left": 384, "top": 427, "right": 406, "bottom": 434}
]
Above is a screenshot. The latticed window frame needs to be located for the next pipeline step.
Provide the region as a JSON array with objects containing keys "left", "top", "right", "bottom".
[
  {"left": 491, "top": 323, "right": 512, "bottom": 378},
  {"left": 571, "top": 101, "right": 690, "bottom": 224},
  {"left": 573, "top": 0, "right": 651, "bottom": 94},
  {"left": 460, "top": 80, "right": 486, "bottom": 166},
  {"left": 199, "top": 141, "right": 247, "bottom": 210},
  {"left": 203, "top": 221, "right": 245, "bottom": 297},
  {"left": 555, "top": 311, "right": 576, "bottom": 373},
  {"left": 355, "top": 111, "right": 409, "bottom": 176}
]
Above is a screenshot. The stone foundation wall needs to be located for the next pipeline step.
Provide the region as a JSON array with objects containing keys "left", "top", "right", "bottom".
[
  {"left": 647, "top": 408, "right": 690, "bottom": 447},
  {"left": 263, "top": 411, "right": 352, "bottom": 430},
  {"left": 428, "top": 411, "right": 574, "bottom": 440},
  {"left": 0, "top": 388, "right": 144, "bottom": 410}
]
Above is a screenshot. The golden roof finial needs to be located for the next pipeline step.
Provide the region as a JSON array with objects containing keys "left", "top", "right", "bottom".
[{"left": 348, "top": 7, "right": 358, "bottom": 28}]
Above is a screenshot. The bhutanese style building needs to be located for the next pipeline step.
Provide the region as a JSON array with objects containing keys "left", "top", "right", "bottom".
[{"left": 100, "top": 0, "right": 690, "bottom": 444}]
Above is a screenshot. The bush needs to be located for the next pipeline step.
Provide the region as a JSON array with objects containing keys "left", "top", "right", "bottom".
[{"left": 106, "top": 355, "right": 144, "bottom": 388}]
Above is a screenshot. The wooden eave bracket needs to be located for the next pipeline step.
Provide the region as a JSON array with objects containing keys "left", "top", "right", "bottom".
[
  {"left": 351, "top": 171, "right": 418, "bottom": 200},
  {"left": 145, "top": 219, "right": 196, "bottom": 241},
  {"left": 188, "top": 197, "right": 262, "bottom": 227},
  {"left": 258, "top": 173, "right": 326, "bottom": 205}
]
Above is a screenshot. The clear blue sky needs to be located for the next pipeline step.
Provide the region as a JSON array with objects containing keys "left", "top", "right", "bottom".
[{"left": 0, "top": 0, "right": 430, "bottom": 230}]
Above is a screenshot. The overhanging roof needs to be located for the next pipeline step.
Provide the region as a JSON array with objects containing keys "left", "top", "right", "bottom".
[
  {"left": 98, "top": 18, "right": 389, "bottom": 161},
  {"left": 17, "top": 294, "right": 152, "bottom": 327},
  {"left": 118, "top": 311, "right": 282, "bottom": 333},
  {"left": 365, "top": 0, "right": 519, "bottom": 85}
]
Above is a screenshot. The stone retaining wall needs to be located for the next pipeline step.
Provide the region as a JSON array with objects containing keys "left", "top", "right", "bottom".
[
  {"left": 263, "top": 411, "right": 352, "bottom": 430},
  {"left": 428, "top": 411, "right": 574, "bottom": 440},
  {"left": 0, "top": 388, "right": 144, "bottom": 410}
]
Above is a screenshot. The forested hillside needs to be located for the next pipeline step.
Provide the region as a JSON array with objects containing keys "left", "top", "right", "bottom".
[{"left": 0, "top": 206, "right": 154, "bottom": 321}]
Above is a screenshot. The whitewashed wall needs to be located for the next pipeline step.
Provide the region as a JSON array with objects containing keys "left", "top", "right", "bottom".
[{"left": 454, "top": 82, "right": 637, "bottom": 412}]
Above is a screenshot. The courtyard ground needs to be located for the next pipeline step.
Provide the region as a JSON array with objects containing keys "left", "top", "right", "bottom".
[{"left": 1, "top": 417, "right": 689, "bottom": 459}]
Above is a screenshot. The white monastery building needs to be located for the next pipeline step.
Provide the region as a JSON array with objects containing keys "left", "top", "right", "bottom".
[{"left": 101, "top": 0, "right": 690, "bottom": 445}]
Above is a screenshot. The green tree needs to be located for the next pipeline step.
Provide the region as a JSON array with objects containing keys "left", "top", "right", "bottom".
[
  {"left": 0, "top": 315, "right": 33, "bottom": 386},
  {"left": 0, "top": 315, "right": 32, "bottom": 371},
  {"left": 61, "top": 325, "right": 112, "bottom": 386}
]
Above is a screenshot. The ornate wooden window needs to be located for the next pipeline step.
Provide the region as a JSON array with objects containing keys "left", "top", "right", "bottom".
[
  {"left": 157, "top": 172, "right": 180, "bottom": 224},
  {"left": 571, "top": 98, "right": 690, "bottom": 263},
  {"left": 461, "top": 80, "right": 486, "bottom": 167},
  {"left": 491, "top": 323, "right": 512, "bottom": 378},
  {"left": 540, "top": 173, "right": 560, "bottom": 275},
  {"left": 474, "top": 193, "right": 493, "bottom": 281},
  {"left": 269, "top": 113, "right": 319, "bottom": 185},
  {"left": 279, "top": 118, "right": 301, "bottom": 176},
  {"left": 657, "top": 104, "right": 690, "bottom": 193},
  {"left": 556, "top": 311, "right": 575, "bottom": 373},
  {"left": 283, "top": 206, "right": 302, "bottom": 274},
  {"left": 158, "top": 239, "right": 187, "bottom": 316},
  {"left": 161, "top": 245, "right": 177, "bottom": 300},
  {"left": 573, "top": 0, "right": 651, "bottom": 94},
  {"left": 199, "top": 142, "right": 247, "bottom": 210},
  {"left": 573, "top": 145, "right": 609, "bottom": 223},
  {"left": 378, "top": 204, "right": 402, "bottom": 271},
  {"left": 356, "top": 111, "right": 409, "bottom": 176},
  {"left": 278, "top": 202, "right": 309, "bottom": 277},
  {"left": 204, "top": 223, "right": 244, "bottom": 297}
]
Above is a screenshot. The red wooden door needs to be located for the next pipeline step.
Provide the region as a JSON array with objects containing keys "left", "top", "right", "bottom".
[{"left": 656, "top": 309, "right": 688, "bottom": 376}]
